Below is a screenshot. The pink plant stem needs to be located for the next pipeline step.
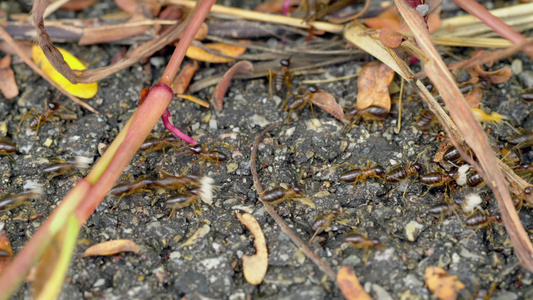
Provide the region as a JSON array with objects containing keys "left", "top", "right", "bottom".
[
  {"left": 282, "top": 0, "right": 291, "bottom": 16},
  {"left": 162, "top": 108, "right": 198, "bottom": 145},
  {"left": 453, "top": 0, "right": 533, "bottom": 58}
]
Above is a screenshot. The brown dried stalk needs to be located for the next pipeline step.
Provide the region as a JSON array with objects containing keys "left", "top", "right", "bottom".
[
  {"left": 394, "top": 0, "right": 533, "bottom": 272},
  {"left": 250, "top": 122, "right": 337, "bottom": 280}
]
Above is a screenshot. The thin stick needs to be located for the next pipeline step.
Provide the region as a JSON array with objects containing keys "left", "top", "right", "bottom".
[
  {"left": 168, "top": 0, "right": 344, "bottom": 33},
  {"left": 394, "top": 78, "right": 404, "bottom": 134},
  {"left": 250, "top": 122, "right": 337, "bottom": 280}
]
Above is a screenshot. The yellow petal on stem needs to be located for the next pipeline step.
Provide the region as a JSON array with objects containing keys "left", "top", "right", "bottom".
[
  {"left": 32, "top": 44, "right": 98, "bottom": 99},
  {"left": 237, "top": 213, "right": 268, "bottom": 285},
  {"left": 83, "top": 239, "right": 140, "bottom": 257}
]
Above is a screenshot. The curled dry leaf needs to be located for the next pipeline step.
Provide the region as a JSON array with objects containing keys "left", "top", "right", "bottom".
[
  {"left": 212, "top": 60, "right": 254, "bottom": 112},
  {"left": 464, "top": 86, "right": 483, "bottom": 108},
  {"left": 83, "top": 239, "right": 140, "bottom": 257},
  {"left": 186, "top": 42, "right": 248, "bottom": 63},
  {"left": 0, "top": 230, "right": 13, "bottom": 276},
  {"left": 178, "top": 223, "right": 211, "bottom": 249},
  {"left": 0, "top": 55, "right": 19, "bottom": 98},
  {"left": 236, "top": 213, "right": 268, "bottom": 285},
  {"left": 473, "top": 65, "right": 512, "bottom": 84},
  {"left": 310, "top": 90, "right": 344, "bottom": 122},
  {"left": 379, "top": 28, "right": 405, "bottom": 48},
  {"left": 173, "top": 60, "right": 199, "bottom": 94},
  {"left": 60, "top": 0, "right": 98, "bottom": 11},
  {"left": 425, "top": 266, "right": 465, "bottom": 300},
  {"left": 195, "top": 23, "right": 209, "bottom": 41},
  {"left": 356, "top": 61, "right": 394, "bottom": 120},
  {"left": 32, "top": 45, "right": 98, "bottom": 99},
  {"left": 336, "top": 266, "right": 372, "bottom": 300}
]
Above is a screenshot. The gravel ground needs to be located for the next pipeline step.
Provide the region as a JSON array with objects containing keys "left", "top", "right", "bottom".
[{"left": 2, "top": 0, "right": 533, "bottom": 299}]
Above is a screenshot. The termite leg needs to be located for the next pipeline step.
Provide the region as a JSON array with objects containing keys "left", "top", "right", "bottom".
[
  {"left": 268, "top": 70, "right": 274, "bottom": 99},
  {"left": 0, "top": 150, "right": 14, "bottom": 161},
  {"left": 15, "top": 108, "right": 39, "bottom": 137}
]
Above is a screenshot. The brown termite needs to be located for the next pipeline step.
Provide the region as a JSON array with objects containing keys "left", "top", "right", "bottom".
[
  {"left": 309, "top": 208, "right": 341, "bottom": 242},
  {"left": 465, "top": 213, "right": 502, "bottom": 227},
  {"left": 415, "top": 109, "right": 436, "bottom": 129},
  {"left": 165, "top": 189, "right": 201, "bottom": 219},
  {"left": 149, "top": 172, "right": 202, "bottom": 191},
  {"left": 286, "top": 85, "right": 320, "bottom": 120},
  {"left": 43, "top": 156, "right": 92, "bottom": 181},
  {"left": 0, "top": 188, "right": 42, "bottom": 211},
  {"left": 384, "top": 162, "right": 424, "bottom": 199},
  {"left": 419, "top": 168, "right": 459, "bottom": 196},
  {"left": 339, "top": 162, "right": 386, "bottom": 185},
  {"left": 184, "top": 142, "right": 230, "bottom": 173},
  {"left": 466, "top": 170, "right": 484, "bottom": 188},
  {"left": 343, "top": 232, "right": 382, "bottom": 262},
  {"left": 260, "top": 186, "right": 305, "bottom": 205},
  {"left": 345, "top": 106, "right": 390, "bottom": 121},
  {"left": 109, "top": 175, "right": 155, "bottom": 210},
  {"left": 268, "top": 58, "right": 293, "bottom": 101},
  {"left": 140, "top": 135, "right": 183, "bottom": 153},
  {"left": 507, "top": 132, "right": 533, "bottom": 148},
  {"left": 0, "top": 139, "right": 17, "bottom": 161},
  {"left": 15, "top": 102, "right": 77, "bottom": 139}
]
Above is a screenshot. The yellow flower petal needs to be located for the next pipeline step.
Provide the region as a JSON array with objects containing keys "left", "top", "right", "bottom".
[{"left": 32, "top": 45, "right": 98, "bottom": 99}]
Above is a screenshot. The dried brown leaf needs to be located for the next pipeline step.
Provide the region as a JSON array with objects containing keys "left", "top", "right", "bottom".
[
  {"left": 255, "top": 0, "right": 301, "bottom": 13},
  {"left": 356, "top": 61, "right": 394, "bottom": 119},
  {"left": 83, "top": 239, "right": 140, "bottom": 257},
  {"left": 79, "top": 14, "right": 152, "bottom": 45},
  {"left": 0, "top": 230, "right": 13, "bottom": 276},
  {"left": 337, "top": 266, "right": 372, "bottom": 300},
  {"left": 173, "top": 61, "right": 199, "bottom": 94},
  {"left": 186, "top": 42, "right": 248, "bottom": 63},
  {"left": 33, "top": 0, "right": 78, "bottom": 84},
  {"left": 363, "top": 5, "right": 441, "bottom": 33},
  {"left": 0, "top": 55, "right": 19, "bottom": 99},
  {"left": 425, "top": 266, "right": 465, "bottom": 300},
  {"left": 212, "top": 60, "right": 253, "bottom": 112},
  {"left": 115, "top": 0, "right": 161, "bottom": 17},
  {"left": 311, "top": 90, "right": 344, "bottom": 121},
  {"left": 464, "top": 86, "right": 483, "bottom": 108},
  {"left": 379, "top": 28, "right": 405, "bottom": 48},
  {"left": 474, "top": 65, "right": 512, "bottom": 84},
  {"left": 237, "top": 213, "right": 268, "bottom": 285},
  {"left": 60, "top": 0, "right": 97, "bottom": 11}
]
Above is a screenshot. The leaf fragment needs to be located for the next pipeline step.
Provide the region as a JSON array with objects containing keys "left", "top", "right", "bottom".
[
  {"left": 236, "top": 213, "right": 268, "bottom": 285},
  {"left": 0, "top": 55, "right": 19, "bottom": 98},
  {"left": 33, "top": 215, "right": 79, "bottom": 300},
  {"left": 173, "top": 61, "right": 199, "bottom": 94},
  {"left": 363, "top": 5, "right": 441, "bottom": 33},
  {"left": 212, "top": 60, "right": 254, "bottom": 112},
  {"left": 178, "top": 223, "right": 210, "bottom": 249},
  {"left": 186, "top": 42, "right": 247, "bottom": 63},
  {"left": 336, "top": 266, "right": 372, "bottom": 300},
  {"left": 83, "top": 239, "right": 140, "bottom": 257},
  {"left": 356, "top": 61, "right": 394, "bottom": 120},
  {"left": 0, "top": 230, "right": 13, "bottom": 276},
  {"left": 425, "top": 266, "right": 465, "bottom": 300},
  {"left": 310, "top": 90, "right": 344, "bottom": 121},
  {"left": 379, "top": 28, "right": 405, "bottom": 48},
  {"left": 32, "top": 45, "right": 98, "bottom": 99},
  {"left": 60, "top": 0, "right": 97, "bottom": 11}
]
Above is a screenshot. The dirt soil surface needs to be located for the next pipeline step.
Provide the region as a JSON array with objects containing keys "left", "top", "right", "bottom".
[{"left": 2, "top": 0, "right": 533, "bottom": 299}]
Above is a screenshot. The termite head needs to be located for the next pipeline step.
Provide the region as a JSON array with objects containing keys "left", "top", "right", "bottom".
[
  {"left": 292, "top": 186, "right": 304, "bottom": 194},
  {"left": 345, "top": 108, "right": 359, "bottom": 120},
  {"left": 188, "top": 145, "right": 203, "bottom": 154},
  {"left": 411, "top": 162, "right": 423, "bottom": 174},
  {"left": 308, "top": 85, "right": 319, "bottom": 93},
  {"left": 280, "top": 58, "right": 291, "bottom": 67},
  {"left": 48, "top": 102, "right": 60, "bottom": 111}
]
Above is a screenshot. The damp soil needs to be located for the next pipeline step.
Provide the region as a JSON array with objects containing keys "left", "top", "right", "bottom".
[{"left": 2, "top": 0, "right": 533, "bottom": 299}]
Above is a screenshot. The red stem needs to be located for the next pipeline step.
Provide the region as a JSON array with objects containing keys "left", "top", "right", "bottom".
[{"left": 162, "top": 109, "right": 198, "bottom": 145}]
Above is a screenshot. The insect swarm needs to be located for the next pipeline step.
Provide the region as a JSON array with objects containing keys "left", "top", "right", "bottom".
[{"left": 15, "top": 102, "right": 77, "bottom": 139}]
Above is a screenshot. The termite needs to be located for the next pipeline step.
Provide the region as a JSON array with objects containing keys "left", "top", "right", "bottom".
[
  {"left": 268, "top": 58, "right": 293, "bottom": 101},
  {"left": 0, "top": 187, "right": 42, "bottom": 211},
  {"left": 260, "top": 186, "right": 305, "bottom": 205},
  {"left": 184, "top": 142, "right": 230, "bottom": 173},
  {"left": 0, "top": 139, "right": 17, "bottom": 161},
  {"left": 15, "top": 102, "right": 77, "bottom": 139},
  {"left": 309, "top": 208, "right": 341, "bottom": 242},
  {"left": 109, "top": 176, "right": 155, "bottom": 210}
]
